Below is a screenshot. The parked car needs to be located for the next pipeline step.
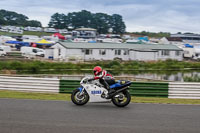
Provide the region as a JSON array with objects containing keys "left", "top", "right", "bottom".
[{"left": 9, "top": 29, "right": 23, "bottom": 34}]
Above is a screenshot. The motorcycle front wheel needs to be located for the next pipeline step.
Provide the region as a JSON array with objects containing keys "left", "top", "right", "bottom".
[
  {"left": 112, "top": 90, "right": 131, "bottom": 107},
  {"left": 71, "top": 89, "right": 89, "bottom": 105}
]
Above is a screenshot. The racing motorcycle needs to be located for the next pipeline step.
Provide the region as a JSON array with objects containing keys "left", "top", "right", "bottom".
[{"left": 71, "top": 76, "right": 132, "bottom": 107}]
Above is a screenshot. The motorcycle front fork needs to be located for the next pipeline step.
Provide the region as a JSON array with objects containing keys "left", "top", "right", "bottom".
[{"left": 79, "top": 88, "right": 85, "bottom": 96}]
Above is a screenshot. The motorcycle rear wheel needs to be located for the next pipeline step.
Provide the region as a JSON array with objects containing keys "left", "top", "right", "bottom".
[
  {"left": 112, "top": 90, "right": 131, "bottom": 107},
  {"left": 71, "top": 89, "right": 89, "bottom": 105}
]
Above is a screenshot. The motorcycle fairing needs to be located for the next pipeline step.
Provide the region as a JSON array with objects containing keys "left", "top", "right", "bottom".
[{"left": 82, "top": 84, "right": 111, "bottom": 103}]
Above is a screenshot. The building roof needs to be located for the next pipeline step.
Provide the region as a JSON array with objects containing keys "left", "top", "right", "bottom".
[
  {"left": 75, "top": 28, "right": 97, "bottom": 31},
  {"left": 57, "top": 42, "right": 183, "bottom": 51},
  {"left": 171, "top": 33, "right": 200, "bottom": 38}
]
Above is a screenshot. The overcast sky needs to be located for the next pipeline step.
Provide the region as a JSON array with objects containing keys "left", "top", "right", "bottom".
[{"left": 0, "top": 0, "right": 199, "bottom": 33}]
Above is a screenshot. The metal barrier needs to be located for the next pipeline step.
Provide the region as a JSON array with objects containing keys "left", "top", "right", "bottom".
[
  {"left": 0, "top": 76, "right": 59, "bottom": 93},
  {"left": 130, "top": 82, "right": 169, "bottom": 97},
  {"left": 59, "top": 80, "right": 169, "bottom": 97},
  {"left": 1, "top": 76, "right": 200, "bottom": 99},
  {"left": 59, "top": 80, "right": 80, "bottom": 93},
  {"left": 169, "top": 82, "right": 200, "bottom": 99}
]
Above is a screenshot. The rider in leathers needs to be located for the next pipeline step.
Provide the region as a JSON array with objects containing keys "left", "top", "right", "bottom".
[{"left": 89, "top": 66, "right": 115, "bottom": 98}]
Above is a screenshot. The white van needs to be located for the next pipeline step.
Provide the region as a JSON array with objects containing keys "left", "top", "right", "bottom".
[
  {"left": 193, "top": 48, "right": 200, "bottom": 60},
  {"left": 183, "top": 47, "right": 195, "bottom": 58},
  {"left": 183, "top": 47, "right": 200, "bottom": 60},
  {"left": 20, "top": 47, "right": 44, "bottom": 57},
  {"left": 0, "top": 46, "right": 11, "bottom": 56},
  {"left": 0, "top": 48, "right": 6, "bottom": 56}
]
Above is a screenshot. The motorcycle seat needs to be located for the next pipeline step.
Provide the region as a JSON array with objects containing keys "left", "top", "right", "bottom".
[{"left": 104, "top": 77, "right": 116, "bottom": 85}]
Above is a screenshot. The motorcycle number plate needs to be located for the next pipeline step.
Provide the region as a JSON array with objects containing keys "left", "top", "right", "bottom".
[{"left": 91, "top": 90, "right": 102, "bottom": 94}]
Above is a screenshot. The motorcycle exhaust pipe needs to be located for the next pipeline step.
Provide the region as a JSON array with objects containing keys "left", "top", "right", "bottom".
[{"left": 108, "top": 86, "right": 128, "bottom": 98}]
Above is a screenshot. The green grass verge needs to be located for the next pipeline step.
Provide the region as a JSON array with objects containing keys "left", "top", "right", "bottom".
[
  {"left": 0, "top": 90, "right": 71, "bottom": 101},
  {"left": 0, "top": 90, "right": 200, "bottom": 104},
  {"left": 132, "top": 97, "right": 200, "bottom": 105}
]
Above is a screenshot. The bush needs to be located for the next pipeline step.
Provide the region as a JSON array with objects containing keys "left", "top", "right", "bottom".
[
  {"left": 184, "top": 75, "right": 200, "bottom": 82},
  {"left": 1, "top": 60, "right": 200, "bottom": 74}
]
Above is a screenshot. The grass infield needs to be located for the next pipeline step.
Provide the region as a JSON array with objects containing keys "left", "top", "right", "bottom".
[{"left": 0, "top": 90, "right": 200, "bottom": 105}]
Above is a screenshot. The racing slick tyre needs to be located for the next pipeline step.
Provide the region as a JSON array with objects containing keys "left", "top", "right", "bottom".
[
  {"left": 112, "top": 90, "right": 131, "bottom": 107},
  {"left": 71, "top": 89, "right": 89, "bottom": 106}
]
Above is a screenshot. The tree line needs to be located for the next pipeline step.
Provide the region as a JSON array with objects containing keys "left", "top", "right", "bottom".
[
  {"left": 0, "top": 9, "right": 41, "bottom": 27},
  {"left": 0, "top": 9, "right": 174, "bottom": 37},
  {"left": 131, "top": 31, "right": 170, "bottom": 38},
  {"left": 48, "top": 10, "right": 126, "bottom": 34}
]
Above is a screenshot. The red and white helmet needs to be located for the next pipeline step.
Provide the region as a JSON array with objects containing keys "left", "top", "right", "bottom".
[{"left": 93, "top": 66, "right": 102, "bottom": 76}]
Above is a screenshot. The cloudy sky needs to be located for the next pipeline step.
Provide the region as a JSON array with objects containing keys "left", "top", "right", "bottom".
[{"left": 0, "top": 0, "right": 199, "bottom": 33}]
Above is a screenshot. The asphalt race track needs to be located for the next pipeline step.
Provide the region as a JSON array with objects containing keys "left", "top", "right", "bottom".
[{"left": 0, "top": 99, "right": 200, "bottom": 133}]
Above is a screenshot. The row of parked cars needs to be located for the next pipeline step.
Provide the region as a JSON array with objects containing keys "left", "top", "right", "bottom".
[{"left": 0, "top": 25, "right": 69, "bottom": 34}]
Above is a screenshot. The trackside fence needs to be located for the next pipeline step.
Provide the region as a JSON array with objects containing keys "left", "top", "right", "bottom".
[
  {"left": 129, "top": 82, "right": 169, "bottom": 98},
  {"left": 169, "top": 82, "right": 200, "bottom": 99},
  {"left": 60, "top": 80, "right": 80, "bottom": 93},
  {"left": 0, "top": 76, "right": 59, "bottom": 93},
  {"left": 59, "top": 80, "right": 169, "bottom": 98},
  {"left": 1, "top": 76, "right": 200, "bottom": 99}
]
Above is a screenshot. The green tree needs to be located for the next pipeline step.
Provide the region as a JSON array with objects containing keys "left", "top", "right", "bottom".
[
  {"left": 25, "top": 20, "right": 42, "bottom": 27},
  {"left": 0, "top": 9, "right": 42, "bottom": 27},
  {"left": 131, "top": 31, "right": 170, "bottom": 38},
  {"left": 48, "top": 10, "right": 126, "bottom": 34},
  {"left": 0, "top": 13, "right": 6, "bottom": 25},
  {"left": 110, "top": 14, "right": 126, "bottom": 34},
  {"left": 92, "top": 13, "right": 111, "bottom": 34},
  {"left": 48, "top": 13, "right": 67, "bottom": 29},
  {"left": 71, "top": 10, "right": 93, "bottom": 28},
  {"left": 0, "top": 9, "right": 28, "bottom": 26}
]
